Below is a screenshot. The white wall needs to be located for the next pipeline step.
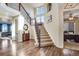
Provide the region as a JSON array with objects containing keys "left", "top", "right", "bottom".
[
  {"left": 17, "top": 15, "right": 25, "bottom": 42},
  {"left": 22, "top": 4, "right": 35, "bottom": 40},
  {"left": 44, "top": 4, "right": 64, "bottom": 48},
  {"left": 22, "top": 4, "right": 34, "bottom": 19},
  {"left": 7, "top": 3, "right": 35, "bottom": 40},
  {"left": 12, "top": 15, "right": 25, "bottom": 42},
  {"left": 30, "top": 26, "right": 38, "bottom": 45},
  {"left": 12, "top": 17, "right": 16, "bottom": 40}
]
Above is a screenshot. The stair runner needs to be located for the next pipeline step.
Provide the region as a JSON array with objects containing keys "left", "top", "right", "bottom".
[{"left": 39, "top": 25, "right": 53, "bottom": 47}]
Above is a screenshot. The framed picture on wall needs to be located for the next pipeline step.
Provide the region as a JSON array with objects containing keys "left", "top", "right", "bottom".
[{"left": 47, "top": 15, "right": 52, "bottom": 23}]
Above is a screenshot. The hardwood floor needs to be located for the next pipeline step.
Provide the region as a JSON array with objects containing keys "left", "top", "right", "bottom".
[
  {"left": 0, "top": 39, "right": 17, "bottom": 56},
  {"left": 0, "top": 39, "right": 79, "bottom": 56},
  {"left": 64, "top": 41, "right": 79, "bottom": 50}
]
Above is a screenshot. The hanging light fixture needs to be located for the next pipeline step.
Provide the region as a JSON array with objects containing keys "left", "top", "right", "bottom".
[{"left": 68, "top": 13, "right": 74, "bottom": 21}]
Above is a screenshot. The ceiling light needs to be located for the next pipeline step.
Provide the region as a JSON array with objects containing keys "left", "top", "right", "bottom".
[
  {"left": 68, "top": 13, "right": 74, "bottom": 20},
  {"left": 69, "top": 17, "right": 73, "bottom": 20}
]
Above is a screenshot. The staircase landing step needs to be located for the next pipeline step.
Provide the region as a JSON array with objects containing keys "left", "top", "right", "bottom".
[
  {"left": 40, "top": 41, "right": 53, "bottom": 47},
  {"left": 41, "top": 39, "right": 52, "bottom": 42}
]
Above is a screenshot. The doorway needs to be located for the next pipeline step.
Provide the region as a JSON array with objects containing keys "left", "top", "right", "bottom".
[
  {"left": 0, "top": 22, "right": 12, "bottom": 40},
  {"left": 64, "top": 18, "right": 79, "bottom": 50}
]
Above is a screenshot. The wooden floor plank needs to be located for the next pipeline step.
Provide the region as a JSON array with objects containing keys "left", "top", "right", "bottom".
[{"left": 0, "top": 39, "right": 79, "bottom": 56}]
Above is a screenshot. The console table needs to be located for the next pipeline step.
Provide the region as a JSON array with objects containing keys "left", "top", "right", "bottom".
[{"left": 22, "top": 33, "right": 30, "bottom": 42}]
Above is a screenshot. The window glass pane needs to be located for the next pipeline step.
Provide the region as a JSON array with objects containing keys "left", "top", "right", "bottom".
[
  {"left": 36, "top": 17, "right": 41, "bottom": 23},
  {"left": 8, "top": 24, "right": 12, "bottom": 32},
  {"left": 36, "top": 6, "right": 47, "bottom": 15},
  {"left": 36, "top": 8, "right": 38, "bottom": 15},
  {"left": 10, "top": 25, "right": 12, "bottom": 32},
  {"left": 41, "top": 7, "right": 47, "bottom": 14},
  {"left": 64, "top": 23, "right": 69, "bottom": 31},
  {"left": 0, "top": 24, "right": 2, "bottom": 32},
  {"left": 31, "top": 19, "right": 35, "bottom": 25},
  {"left": 41, "top": 16, "right": 45, "bottom": 23},
  {"left": 2, "top": 24, "right": 8, "bottom": 32},
  {"left": 36, "top": 6, "right": 46, "bottom": 24},
  {"left": 69, "top": 22, "right": 74, "bottom": 32},
  {"left": 36, "top": 8, "right": 40, "bottom": 15},
  {"left": 39, "top": 8, "right": 41, "bottom": 15}
]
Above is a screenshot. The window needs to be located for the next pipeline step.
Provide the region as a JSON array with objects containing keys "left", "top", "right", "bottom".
[
  {"left": 8, "top": 24, "right": 12, "bottom": 32},
  {"left": 36, "top": 6, "right": 47, "bottom": 16},
  {"left": 40, "top": 16, "right": 45, "bottom": 23},
  {"left": 36, "top": 17, "right": 41, "bottom": 23},
  {"left": 64, "top": 22, "right": 74, "bottom": 32},
  {"left": 0, "top": 24, "right": 2, "bottom": 32},
  {"left": 36, "top": 6, "right": 47, "bottom": 23},
  {"left": 69, "top": 22, "right": 74, "bottom": 32},
  {"left": 2, "top": 24, "right": 8, "bottom": 32}
]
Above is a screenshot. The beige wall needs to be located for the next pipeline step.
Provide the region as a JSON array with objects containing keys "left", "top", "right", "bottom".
[
  {"left": 74, "top": 20, "right": 79, "bottom": 34},
  {"left": 44, "top": 4, "right": 64, "bottom": 48},
  {"left": 58, "top": 4, "right": 64, "bottom": 48}
]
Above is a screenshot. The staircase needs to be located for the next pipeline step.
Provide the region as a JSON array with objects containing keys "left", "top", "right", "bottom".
[
  {"left": 6, "top": 3, "right": 53, "bottom": 47},
  {"left": 37, "top": 25, "right": 53, "bottom": 47}
]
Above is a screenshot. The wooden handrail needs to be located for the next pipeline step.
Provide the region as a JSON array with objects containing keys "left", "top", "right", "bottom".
[
  {"left": 5, "top": 3, "right": 32, "bottom": 25},
  {"left": 35, "top": 19, "right": 41, "bottom": 48},
  {"left": 19, "top": 3, "right": 32, "bottom": 25}
]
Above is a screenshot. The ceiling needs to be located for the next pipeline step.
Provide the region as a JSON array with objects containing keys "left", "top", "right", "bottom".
[
  {"left": 64, "top": 3, "right": 78, "bottom": 9},
  {"left": 0, "top": 3, "right": 20, "bottom": 17},
  {"left": 0, "top": 3, "right": 20, "bottom": 23},
  {"left": 64, "top": 3, "right": 79, "bottom": 19},
  {"left": 0, "top": 18, "right": 12, "bottom": 24},
  {"left": 1, "top": 3, "right": 79, "bottom": 21},
  {"left": 23, "top": 3, "right": 45, "bottom": 8}
]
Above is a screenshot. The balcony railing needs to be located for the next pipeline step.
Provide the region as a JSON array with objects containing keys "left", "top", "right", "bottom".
[{"left": 5, "top": 3, "right": 32, "bottom": 25}]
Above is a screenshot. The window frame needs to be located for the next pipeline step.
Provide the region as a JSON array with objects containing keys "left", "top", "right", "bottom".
[{"left": 35, "top": 5, "right": 47, "bottom": 24}]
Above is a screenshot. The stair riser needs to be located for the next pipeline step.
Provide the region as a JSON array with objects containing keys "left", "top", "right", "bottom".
[
  {"left": 40, "top": 43, "right": 53, "bottom": 47},
  {"left": 36, "top": 25, "right": 53, "bottom": 47},
  {"left": 40, "top": 37, "right": 50, "bottom": 39},
  {"left": 41, "top": 40, "right": 52, "bottom": 42}
]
